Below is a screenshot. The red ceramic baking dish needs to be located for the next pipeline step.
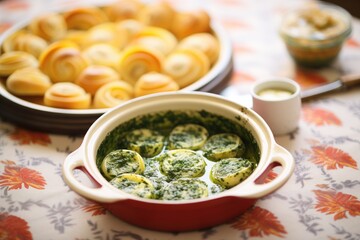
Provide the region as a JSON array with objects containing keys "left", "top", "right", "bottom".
[{"left": 62, "top": 92, "right": 295, "bottom": 232}]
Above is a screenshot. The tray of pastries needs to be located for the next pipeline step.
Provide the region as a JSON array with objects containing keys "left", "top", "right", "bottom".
[{"left": 0, "top": 0, "right": 233, "bottom": 134}]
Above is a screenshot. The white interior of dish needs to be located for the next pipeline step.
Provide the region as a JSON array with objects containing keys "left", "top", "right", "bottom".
[{"left": 81, "top": 92, "right": 275, "bottom": 203}]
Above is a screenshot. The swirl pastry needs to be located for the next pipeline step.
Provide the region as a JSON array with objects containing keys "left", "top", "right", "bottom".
[
  {"left": 134, "top": 72, "right": 179, "bottom": 97},
  {"left": 105, "top": 0, "right": 144, "bottom": 22},
  {"left": 93, "top": 81, "right": 134, "bottom": 108},
  {"left": 163, "top": 48, "right": 209, "bottom": 88},
  {"left": 178, "top": 33, "right": 220, "bottom": 65},
  {"left": 82, "top": 43, "right": 121, "bottom": 69},
  {"left": 129, "top": 27, "right": 177, "bottom": 56},
  {"left": 118, "top": 46, "right": 163, "bottom": 85},
  {"left": 0, "top": 51, "right": 38, "bottom": 76},
  {"left": 62, "top": 30, "right": 88, "bottom": 48},
  {"left": 115, "top": 19, "right": 145, "bottom": 43},
  {"left": 44, "top": 82, "right": 91, "bottom": 109},
  {"left": 84, "top": 23, "right": 128, "bottom": 50},
  {"left": 171, "top": 10, "right": 211, "bottom": 39},
  {"left": 39, "top": 41, "right": 88, "bottom": 82},
  {"left": 75, "top": 65, "right": 119, "bottom": 95},
  {"left": 64, "top": 7, "right": 108, "bottom": 30},
  {"left": 2, "top": 31, "right": 48, "bottom": 58},
  {"left": 137, "top": 2, "right": 175, "bottom": 30},
  {"left": 6, "top": 67, "right": 52, "bottom": 96},
  {"left": 29, "top": 13, "right": 67, "bottom": 42}
]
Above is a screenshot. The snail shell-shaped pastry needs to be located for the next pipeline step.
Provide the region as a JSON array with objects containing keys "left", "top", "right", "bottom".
[
  {"left": 129, "top": 27, "right": 177, "bottom": 56},
  {"left": 64, "top": 7, "right": 108, "bottom": 30},
  {"left": 118, "top": 46, "right": 163, "bottom": 85},
  {"left": 115, "top": 19, "right": 145, "bottom": 43},
  {"left": 75, "top": 65, "right": 119, "bottom": 95},
  {"left": 134, "top": 72, "right": 179, "bottom": 97},
  {"left": 178, "top": 33, "right": 220, "bottom": 65},
  {"left": 82, "top": 43, "right": 121, "bottom": 69},
  {"left": 105, "top": 0, "right": 144, "bottom": 22},
  {"left": 163, "top": 48, "right": 209, "bottom": 88},
  {"left": 2, "top": 31, "right": 48, "bottom": 58},
  {"left": 0, "top": 51, "right": 38, "bottom": 76},
  {"left": 6, "top": 67, "right": 51, "bottom": 96},
  {"left": 93, "top": 81, "right": 134, "bottom": 108},
  {"left": 84, "top": 23, "right": 128, "bottom": 50},
  {"left": 62, "top": 30, "right": 88, "bottom": 48},
  {"left": 137, "top": 2, "right": 175, "bottom": 30},
  {"left": 39, "top": 41, "right": 88, "bottom": 82},
  {"left": 44, "top": 82, "right": 91, "bottom": 109},
  {"left": 29, "top": 13, "right": 67, "bottom": 42},
  {"left": 171, "top": 10, "right": 211, "bottom": 39}
]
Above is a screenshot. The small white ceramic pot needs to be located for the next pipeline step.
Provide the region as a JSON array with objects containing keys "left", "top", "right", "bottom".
[{"left": 62, "top": 92, "right": 295, "bottom": 232}]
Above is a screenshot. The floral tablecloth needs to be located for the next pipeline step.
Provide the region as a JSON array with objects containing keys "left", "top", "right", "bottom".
[{"left": 1, "top": 0, "right": 360, "bottom": 239}]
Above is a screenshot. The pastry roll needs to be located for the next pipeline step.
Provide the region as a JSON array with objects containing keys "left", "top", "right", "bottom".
[
  {"left": 137, "top": 2, "right": 175, "bottom": 30},
  {"left": 129, "top": 27, "right": 177, "bottom": 56},
  {"left": 115, "top": 19, "right": 145, "bottom": 43},
  {"left": 171, "top": 10, "right": 211, "bottom": 39},
  {"left": 177, "top": 33, "right": 219, "bottom": 65},
  {"left": 118, "top": 46, "right": 163, "bottom": 85},
  {"left": 6, "top": 67, "right": 51, "bottom": 96},
  {"left": 0, "top": 51, "right": 38, "bottom": 76},
  {"left": 75, "top": 65, "right": 119, "bottom": 95},
  {"left": 163, "top": 48, "right": 209, "bottom": 88},
  {"left": 82, "top": 43, "right": 121, "bottom": 69},
  {"left": 94, "top": 81, "right": 134, "bottom": 108},
  {"left": 2, "top": 30, "right": 48, "bottom": 58},
  {"left": 44, "top": 82, "right": 91, "bottom": 109},
  {"left": 39, "top": 41, "right": 88, "bottom": 82},
  {"left": 134, "top": 72, "right": 179, "bottom": 97},
  {"left": 104, "top": 0, "right": 144, "bottom": 22},
  {"left": 29, "top": 13, "right": 67, "bottom": 42},
  {"left": 63, "top": 30, "right": 88, "bottom": 48},
  {"left": 84, "top": 23, "right": 128, "bottom": 50},
  {"left": 64, "top": 7, "right": 108, "bottom": 30}
]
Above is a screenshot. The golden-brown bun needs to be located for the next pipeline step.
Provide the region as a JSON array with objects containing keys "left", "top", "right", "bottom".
[
  {"left": 93, "top": 81, "right": 134, "bottom": 108},
  {"left": 137, "top": 2, "right": 175, "bottom": 30},
  {"left": 104, "top": 0, "right": 144, "bottom": 22},
  {"left": 2, "top": 31, "right": 48, "bottom": 58},
  {"left": 0, "top": 51, "right": 38, "bottom": 76},
  {"left": 84, "top": 22, "right": 128, "bottom": 50},
  {"left": 39, "top": 41, "right": 88, "bottom": 82},
  {"left": 171, "top": 10, "right": 210, "bottom": 39},
  {"left": 62, "top": 30, "right": 88, "bottom": 48},
  {"left": 118, "top": 46, "right": 163, "bottom": 85},
  {"left": 129, "top": 26, "right": 177, "bottom": 56},
  {"left": 44, "top": 82, "right": 91, "bottom": 109},
  {"left": 29, "top": 13, "right": 67, "bottom": 42},
  {"left": 115, "top": 19, "right": 145, "bottom": 43},
  {"left": 82, "top": 43, "right": 121, "bottom": 69},
  {"left": 64, "top": 7, "right": 108, "bottom": 30},
  {"left": 163, "top": 48, "right": 209, "bottom": 88},
  {"left": 134, "top": 72, "right": 179, "bottom": 97},
  {"left": 75, "top": 65, "right": 119, "bottom": 95},
  {"left": 177, "top": 33, "right": 219, "bottom": 65},
  {"left": 6, "top": 67, "right": 51, "bottom": 96}
]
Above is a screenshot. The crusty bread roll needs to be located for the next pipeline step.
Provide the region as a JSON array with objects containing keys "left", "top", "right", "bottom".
[
  {"left": 134, "top": 72, "right": 179, "bottom": 97},
  {"left": 118, "top": 46, "right": 163, "bottom": 85},
  {"left": 29, "top": 13, "right": 67, "bottom": 42},
  {"left": 177, "top": 33, "right": 220, "bottom": 65},
  {"left": 163, "top": 48, "right": 209, "bottom": 88},
  {"left": 6, "top": 67, "right": 51, "bottom": 96},
  {"left": 94, "top": 81, "right": 134, "bottom": 108},
  {"left": 44, "top": 82, "right": 91, "bottom": 109},
  {"left": 171, "top": 10, "right": 211, "bottom": 39},
  {"left": 0, "top": 51, "right": 38, "bottom": 76},
  {"left": 75, "top": 65, "right": 119, "bottom": 95},
  {"left": 39, "top": 41, "right": 88, "bottom": 82}
]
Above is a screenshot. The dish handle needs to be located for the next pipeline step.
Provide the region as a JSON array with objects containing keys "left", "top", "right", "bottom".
[
  {"left": 62, "top": 148, "right": 123, "bottom": 203},
  {"left": 232, "top": 144, "right": 295, "bottom": 198}
]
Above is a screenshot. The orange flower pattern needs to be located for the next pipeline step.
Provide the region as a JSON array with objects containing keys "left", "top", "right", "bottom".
[
  {"left": 309, "top": 146, "right": 357, "bottom": 170},
  {"left": 0, "top": 214, "right": 32, "bottom": 240},
  {"left": 302, "top": 106, "right": 342, "bottom": 126},
  {"left": 82, "top": 202, "right": 107, "bottom": 216},
  {"left": 0, "top": 165, "right": 46, "bottom": 190},
  {"left": 314, "top": 190, "right": 360, "bottom": 220},
  {"left": 9, "top": 128, "right": 51, "bottom": 146},
  {"left": 294, "top": 68, "right": 329, "bottom": 89},
  {"left": 232, "top": 206, "right": 287, "bottom": 237}
]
